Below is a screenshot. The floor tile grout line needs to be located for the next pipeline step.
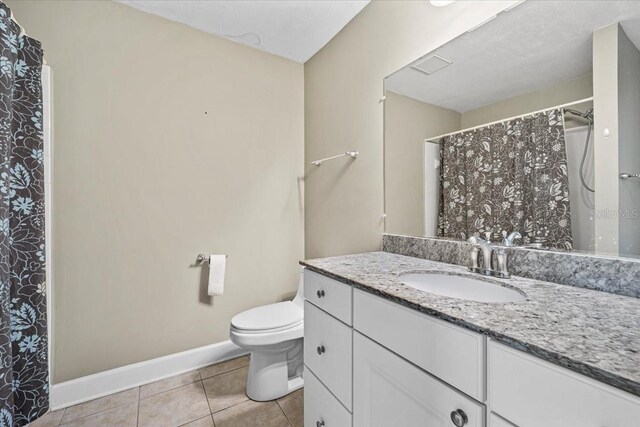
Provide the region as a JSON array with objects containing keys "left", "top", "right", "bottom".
[
  {"left": 275, "top": 399, "right": 295, "bottom": 427},
  {"left": 195, "top": 368, "right": 215, "bottom": 424},
  {"left": 59, "top": 399, "right": 134, "bottom": 426},
  {"left": 177, "top": 414, "right": 212, "bottom": 427},
  {"left": 57, "top": 408, "right": 66, "bottom": 426},
  {"left": 136, "top": 386, "right": 141, "bottom": 427},
  {"left": 210, "top": 396, "right": 251, "bottom": 415},
  {"left": 200, "top": 364, "right": 251, "bottom": 414},
  {"left": 139, "top": 373, "right": 202, "bottom": 401},
  {"left": 199, "top": 362, "right": 249, "bottom": 382},
  {"left": 139, "top": 380, "right": 210, "bottom": 427},
  {"left": 201, "top": 378, "right": 215, "bottom": 416}
]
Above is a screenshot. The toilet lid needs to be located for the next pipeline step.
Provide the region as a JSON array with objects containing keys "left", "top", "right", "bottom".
[{"left": 231, "top": 301, "right": 303, "bottom": 332}]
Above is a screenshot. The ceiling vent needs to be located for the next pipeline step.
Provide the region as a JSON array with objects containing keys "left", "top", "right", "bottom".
[{"left": 411, "top": 55, "right": 452, "bottom": 75}]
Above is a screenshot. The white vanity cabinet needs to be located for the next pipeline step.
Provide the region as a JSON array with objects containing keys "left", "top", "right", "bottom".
[
  {"left": 353, "top": 331, "right": 485, "bottom": 427},
  {"left": 303, "top": 269, "right": 640, "bottom": 427}
]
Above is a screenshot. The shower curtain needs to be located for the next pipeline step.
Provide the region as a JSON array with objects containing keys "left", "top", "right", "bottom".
[
  {"left": 0, "top": 3, "right": 48, "bottom": 426},
  {"left": 438, "top": 109, "right": 573, "bottom": 250}
]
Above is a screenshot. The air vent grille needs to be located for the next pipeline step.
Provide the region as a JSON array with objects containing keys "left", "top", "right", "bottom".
[{"left": 411, "top": 55, "right": 452, "bottom": 75}]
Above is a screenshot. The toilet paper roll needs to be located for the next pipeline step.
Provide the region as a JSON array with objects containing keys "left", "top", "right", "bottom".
[{"left": 207, "top": 255, "right": 226, "bottom": 296}]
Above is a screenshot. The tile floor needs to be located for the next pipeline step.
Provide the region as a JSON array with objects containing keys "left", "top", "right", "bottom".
[{"left": 28, "top": 356, "right": 303, "bottom": 427}]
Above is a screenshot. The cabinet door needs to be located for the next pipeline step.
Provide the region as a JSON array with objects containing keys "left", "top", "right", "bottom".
[{"left": 353, "top": 331, "right": 485, "bottom": 427}]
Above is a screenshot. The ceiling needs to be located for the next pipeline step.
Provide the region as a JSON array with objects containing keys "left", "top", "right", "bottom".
[
  {"left": 118, "top": 0, "right": 369, "bottom": 63},
  {"left": 385, "top": 1, "right": 640, "bottom": 113}
]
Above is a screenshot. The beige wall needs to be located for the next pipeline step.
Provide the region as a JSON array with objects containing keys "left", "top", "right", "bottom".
[
  {"left": 304, "top": 0, "right": 517, "bottom": 259},
  {"left": 384, "top": 91, "right": 460, "bottom": 236},
  {"left": 8, "top": 0, "right": 304, "bottom": 383},
  {"left": 461, "top": 73, "right": 593, "bottom": 129}
]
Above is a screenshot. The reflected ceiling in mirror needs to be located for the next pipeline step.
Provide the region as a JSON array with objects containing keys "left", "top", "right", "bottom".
[{"left": 383, "top": 0, "right": 640, "bottom": 259}]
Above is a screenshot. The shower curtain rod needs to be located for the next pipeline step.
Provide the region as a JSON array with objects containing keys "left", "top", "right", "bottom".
[{"left": 424, "top": 96, "right": 594, "bottom": 144}]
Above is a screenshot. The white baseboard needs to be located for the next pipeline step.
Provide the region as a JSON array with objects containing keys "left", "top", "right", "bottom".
[{"left": 50, "top": 340, "right": 247, "bottom": 410}]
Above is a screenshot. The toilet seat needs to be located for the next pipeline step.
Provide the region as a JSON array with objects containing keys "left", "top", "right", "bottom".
[
  {"left": 230, "top": 301, "right": 303, "bottom": 348},
  {"left": 231, "top": 301, "right": 303, "bottom": 333},
  {"left": 230, "top": 321, "right": 303, "bottom": 348}
]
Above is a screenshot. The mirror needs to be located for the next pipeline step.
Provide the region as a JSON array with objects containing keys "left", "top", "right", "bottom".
[{"left": 384, "top": 0, "right": 640, "bottom": 259}]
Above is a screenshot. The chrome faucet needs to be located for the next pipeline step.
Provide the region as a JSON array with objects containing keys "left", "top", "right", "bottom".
[
  {"left": 468, "top": 235, "right": 511, "bottom": 278},
  {"left": 502, "top": 231, "right": 522, "bottom": 247},
  {"left": 467, "top": 235, "right": 494, "bottom": 275}
]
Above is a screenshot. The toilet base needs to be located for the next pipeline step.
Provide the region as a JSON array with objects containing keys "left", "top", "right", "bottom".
[{"left": 245, "top": 338, "right": 304, "bottom": 401}]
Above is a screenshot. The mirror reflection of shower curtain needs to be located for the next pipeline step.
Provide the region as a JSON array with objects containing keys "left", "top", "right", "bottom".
[{"left": 438, "top": 109, "right": 574, "bottom": 250}]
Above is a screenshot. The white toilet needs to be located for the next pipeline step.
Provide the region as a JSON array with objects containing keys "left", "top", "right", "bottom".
[{"left": 229, "top": 269, "right": 304, "bottom": 401}]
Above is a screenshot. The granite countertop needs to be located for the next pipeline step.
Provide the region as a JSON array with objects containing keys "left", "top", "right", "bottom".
[{"left": 300, "top": 251, "right": 640, "bottom": 398}]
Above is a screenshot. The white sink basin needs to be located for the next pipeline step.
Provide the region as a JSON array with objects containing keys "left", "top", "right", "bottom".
[{"left": 399, "top": 273, "right": 526, "bottom": 303}]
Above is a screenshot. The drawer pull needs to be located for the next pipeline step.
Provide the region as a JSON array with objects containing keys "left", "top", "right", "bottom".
[
  {"left": 316, "top": 289, "right": 326, "bottom": 298},
  {"left": 450, "top": 409, "right": 468, "bottom": 427},
  {"left": 316, "top": 421, "right": 325, "bottom": 427},
  {"left": 317, "top": 345, "right": 326, "bottom": 355}
]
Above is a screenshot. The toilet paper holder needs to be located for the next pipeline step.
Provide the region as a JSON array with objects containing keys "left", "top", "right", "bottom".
[{"left": 196, "top": 254, "right": 229, "bottom": 264}]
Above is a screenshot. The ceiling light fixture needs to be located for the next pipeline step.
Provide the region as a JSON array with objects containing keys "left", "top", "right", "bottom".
[{"left": 430, "top": 0, "right": 455, "bottom": 6}]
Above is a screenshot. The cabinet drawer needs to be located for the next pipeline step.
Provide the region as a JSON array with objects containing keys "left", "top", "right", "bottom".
[
  {"left": 353, "top": 289, "right": 485, "bottom": 400},
  {"left": 304, "top": 269, "right": 352, "bottom": 325},
  {"left": 304, "top": 367, "right": 352, "bottom": 427},
  {"left": 353, "top": 332, "right": 485, "bottom": 427},
  {"left": 489, "top": 340, "right": 640, "bottom": 427},
  {"left": 304, "top": 301, "right": 353, "bottom": 410}
]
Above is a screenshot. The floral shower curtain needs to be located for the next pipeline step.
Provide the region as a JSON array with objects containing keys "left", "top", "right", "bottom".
[
  {"left": 0, "top": 3, "right": 48, "bottom": 426},
  {"left": 438, "top": 109, "right": 573, "bottom": 250}
]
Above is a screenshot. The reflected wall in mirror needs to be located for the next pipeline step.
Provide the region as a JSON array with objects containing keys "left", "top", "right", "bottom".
[{"left": 384, "top": 0, "right": 640, "bottom": 259}]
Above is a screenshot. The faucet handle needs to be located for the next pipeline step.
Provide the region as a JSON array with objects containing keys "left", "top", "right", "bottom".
[{"left": 503, "top": 231, "right": 522, "bottom": 246}]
